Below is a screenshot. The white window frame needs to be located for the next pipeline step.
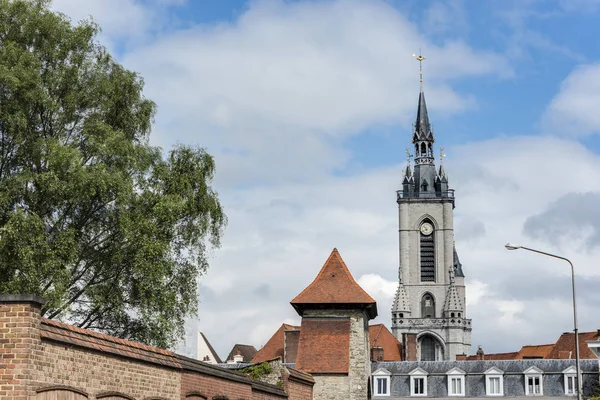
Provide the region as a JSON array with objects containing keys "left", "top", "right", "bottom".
[
  {"left": 523, "top": 366, "right": 544, "bottom": 396},
  {"left": 563, "top": 366, "right": 578, "bottom": 396},
  {"left": 409, "top": 368, "right": 429, "bottom": 397},
  {"left": 484, "top": 367, "right": 504, "bottom": 396},
  {"left": 372, "top": 368, "right": 391, "bottom": 397},
  {"left": 446, "top": 367, "right": 466, "bottom": 397}
]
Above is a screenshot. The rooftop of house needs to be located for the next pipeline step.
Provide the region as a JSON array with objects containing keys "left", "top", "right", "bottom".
[
  {"left": 252, "top": 323, "right": 300, "bottom": 363},
  {"left": 199, "top": 331, "right": 222, "bottom": 363},
  {"left": 290, "top": 248, "right": 377, "bottom": 319},
  {"left": 226, "top": 343, "right": 258, "bottom": 362},
  {"left": 369, "top": 323, "right": 402, "bottom": 361}
]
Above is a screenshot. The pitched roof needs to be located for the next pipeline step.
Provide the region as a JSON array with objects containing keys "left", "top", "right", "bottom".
[
  {"left": 295, "top": 318, "right": 350, "bottom": 374},
  {"left": 290, "top": 248, "right": 377, "bottom": 319},
  {"left": 517, "top": 344, "right": 553, "bottom": 359},
  {"left": 199, "top": 332, "right": 222, "bottom": 363},
  {"left": 226, "top": 344, "right": 258, "bottom": 362},
  {"left": 464, "top": 351, "right": 519, "bottom": 361},
  {"left": 546, "top": 331, "right": 600, "bottom": 360},
  {"left": 369, "top": 324, "right": 402, "bottom": 361},
  {"left": 252, "top": 323, "right": 300, "bottom": 363}
]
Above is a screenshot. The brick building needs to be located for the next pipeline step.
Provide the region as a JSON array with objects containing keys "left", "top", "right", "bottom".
[{"left": 0, "top": 294, "right": 314, "bottom": 400}]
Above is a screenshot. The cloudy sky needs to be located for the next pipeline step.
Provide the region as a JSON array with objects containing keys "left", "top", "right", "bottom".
[{"left": 51, "top": 0, "right": 600, "bottom": 359}]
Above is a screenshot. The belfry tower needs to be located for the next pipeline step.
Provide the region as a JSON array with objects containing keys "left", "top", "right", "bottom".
[{"left": 391, "top": 54, "right": 471, "bottom": 361}]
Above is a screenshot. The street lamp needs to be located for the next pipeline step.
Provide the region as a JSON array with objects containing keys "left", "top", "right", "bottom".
[{"left": 505, "top": 243, "right": 582, "bottom": 400}]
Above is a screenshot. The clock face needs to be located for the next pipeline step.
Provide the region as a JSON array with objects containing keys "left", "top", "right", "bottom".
[{"left": 420, "top": 222, "right": 433, "bottom": 236}]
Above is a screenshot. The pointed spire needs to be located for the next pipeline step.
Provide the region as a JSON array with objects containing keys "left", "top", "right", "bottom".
[
  {"left": 413, "top": 91, "right": 434, "bottom": 143},
  {"left": 290, "top": 248, "right": 377, "bottom": 319},
  {"left": 443, "top": 282, "right": 464, "bottom": 316},
  {"left": 392, "top": 282, "right": 411, "bottom": 314}
]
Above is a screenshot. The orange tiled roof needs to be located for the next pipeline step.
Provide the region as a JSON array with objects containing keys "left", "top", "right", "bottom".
[
  {"left": 295, "top": 319, "right": 350, "bottom": 374},
  {"left": 546, "top": 331, "right": 600, "bottom": 360},
  {"left": 464, "top": 352, "right": 519, "bottom": 361},
  {"left": 369, "top": 324, "right": 402, "bottom": 361},
  {"left": 517, "top": 344, "right": 554, "bottom": 359},
  {"left": 252, "top": 323, "right": 300, "bottom": 363},
  {"left": 290, "top": 248, "right": 377, "bottom": 318}
]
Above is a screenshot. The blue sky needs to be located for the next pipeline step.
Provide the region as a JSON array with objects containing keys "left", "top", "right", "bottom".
[{"left": 52, "top": 0, "right": 600, "bottom": 359}]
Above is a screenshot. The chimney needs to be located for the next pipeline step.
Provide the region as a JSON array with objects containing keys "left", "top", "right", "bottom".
[
  {"left": 371, "top": 346, "right": 384, "bottom": 362},
  {"left": 456, "top": 354, "right": 467, "bottom": 361},
  {"left": 402, "top": 333, "right": 417, "bottom": 361},
  {"left": 284, "top": 329, "right": 300, "bottom": 363},
  {"left": 476, "top": 346, "right": 484, "bottom": 361}
]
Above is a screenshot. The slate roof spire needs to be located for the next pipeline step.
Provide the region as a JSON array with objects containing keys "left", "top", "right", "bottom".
[{"left": 411, "top": 52, "right": 435, "bottom": 165}]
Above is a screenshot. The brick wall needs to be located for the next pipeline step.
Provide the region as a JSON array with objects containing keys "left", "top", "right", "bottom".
[
  {"left": 0, "top": 295, "right": 313, "bottom": 400},
  {"left": 0, "top": 295, "right": 44, "bottom": 400}
]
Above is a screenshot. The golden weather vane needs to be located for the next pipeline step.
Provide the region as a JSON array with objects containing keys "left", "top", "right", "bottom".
[
  {"left": 405, "top": 147, "right": 413, "bottom": 165},
  {"left": 440, "top": 146, "right": 446, "bottom": 165},
  {"left": 412, "top": 50, "right": 426, "bottom": 87}
]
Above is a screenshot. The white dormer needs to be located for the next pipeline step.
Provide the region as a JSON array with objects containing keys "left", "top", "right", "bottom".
[
  {"left": 373, "top": 368, "right": 391, "bottom": 397},
  {"left": 485, "top": 367, "right": 504, "bottom": 396},
  {"left": 410, "top": 368, "right": 429, "bottom": 397},
  {"left": 523, "top": 366, "right": 543, "bottom": 396},
  {"left": 562, "top": 366, "right": 577, "bottom": 396},
  {"left": 446, "top": 367, "right": 466, "bottom": 397}
]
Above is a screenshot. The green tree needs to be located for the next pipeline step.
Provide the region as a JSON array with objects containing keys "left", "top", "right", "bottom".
[{"left": 0, "top": 0, "right": 226, "bottom": 348}]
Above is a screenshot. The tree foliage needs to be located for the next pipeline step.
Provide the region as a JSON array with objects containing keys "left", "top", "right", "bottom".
[{"left": 0, "top": 0, "right": 226, "bottom": 348}]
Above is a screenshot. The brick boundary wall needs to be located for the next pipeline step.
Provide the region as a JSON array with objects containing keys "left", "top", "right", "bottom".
[{"left": 0, "top": 295, "right": 314, "bottom": 400}]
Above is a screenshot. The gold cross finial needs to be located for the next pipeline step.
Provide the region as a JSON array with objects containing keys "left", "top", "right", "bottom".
[
  {"left": 440, "top": 147, "right": 446, "bottom": 165},
  {"left": 412, "top": 50, "right": 426, "bottom": 88},
  {"left": 405, "top": 147, "right": 413, "bottom": 166}
]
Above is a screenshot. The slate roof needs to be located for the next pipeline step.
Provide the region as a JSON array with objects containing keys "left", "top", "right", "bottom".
[
  {"left": 290, "top": 248, "right": 377, "bottom": 319},
  {"left": 226, "top": 344, "right": 258, "bottom": 362},
  {"left": 199, "top": 331, "right": 222, "bottom": 363},
  {"left": 413, "top": 91, "right": 434, "bottom": 142},
  {"left": 295, "top": 318, "right": 350, "bottom": 374},
  {"left": 252, "top": 323, "right": 300, "bottom": 363},
  {"left": 369, "top": 324, "right": 402, "bottom": 361},
  {"left": 374, "top": 359, "right": 599, "bottom": 374}
]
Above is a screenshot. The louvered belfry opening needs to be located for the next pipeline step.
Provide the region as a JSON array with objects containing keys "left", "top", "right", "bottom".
[{"left": 420, "top": 223, "right": 435, "bottom": 282}]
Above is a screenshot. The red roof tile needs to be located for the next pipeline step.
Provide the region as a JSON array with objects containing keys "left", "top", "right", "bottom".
[
  {"left": 517, "top": 344, "right": 554, "bottom": 359},
  {"left": 290, "top": 248, "right": 377, "bottom": 318},
  {"left": 252, "top": 323, "right": 300, "bottom": 363},
  {"left": 295, "top": 319, "right": 350, "bottom": 374},
  {"left": 546, "top": 331, "right": 600, "bottom": 359},
  {"left": 369, "top": 324, "right": 402, "bottom": 361}
]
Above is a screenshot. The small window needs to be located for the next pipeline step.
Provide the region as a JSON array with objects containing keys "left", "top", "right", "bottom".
[
  {"left": 487, "top": 376, "right": 503, "bottom": 396},
  {"left": 375, "top": 377, "right": 389, "bottom": 396},
  {"left": 372, "top": 368, "right": 391, "bottom": 397},
  {"left": 449, "top": 377, "right": 464, "bottom": 396},
  {"left": 526, "top": 376, "right": 542, "bottom": 396},
  {"left": 412, "top": 377, "right": 426, "bottom": 396},
  {"left": 563, "top": 366, "right": 578, "bottom": 396},
  {"left": 447, "top": 368, "right": 466, "bottom": 397}
]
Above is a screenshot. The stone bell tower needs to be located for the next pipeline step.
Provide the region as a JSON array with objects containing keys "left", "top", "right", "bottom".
[{"left": 391, "top": 54, "right": 471, "bottom": 361}]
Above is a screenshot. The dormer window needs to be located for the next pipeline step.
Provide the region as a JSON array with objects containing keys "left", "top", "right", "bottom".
[
  {"left": 485, "top": 367, "right": 504, "bottom": 396},
  {"left": 409, "top": 368, "right": 428, "bottom": 397},
  {"left": 563, "top": 366, "right": 577, "bottom": 396},
  {"left": 446, "top": 368, "right": 466, "bottom": 397},
  {"left": 372, "top": 368, "right": 391, "bottom": 397},
  {"left": 523, "top": 366, "right": 543, "bottom": 396}
]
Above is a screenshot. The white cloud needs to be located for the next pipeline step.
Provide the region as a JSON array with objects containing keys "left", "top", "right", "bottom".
[
  {"left": 543, "top": 63, "right": 600, "bottom": 136},
  {"left": 116, "top": 0, "right": 511, "bottom": 186}
]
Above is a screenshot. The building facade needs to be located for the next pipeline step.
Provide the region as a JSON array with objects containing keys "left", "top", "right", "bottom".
[
  {"left": 391, "top": 79, "right": 471, "bottom": 361},
  {"left": 371, "top": 359, "right": 599, "bottom": 399}
]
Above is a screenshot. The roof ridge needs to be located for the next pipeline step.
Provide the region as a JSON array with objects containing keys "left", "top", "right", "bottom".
[{"left": 290, "top": 248, "right": 376, "bottom": 307}]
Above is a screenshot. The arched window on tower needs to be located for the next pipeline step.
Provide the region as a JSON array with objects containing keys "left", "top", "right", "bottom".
[
  {"left": 421, "top": 293, "right": 435, "bottom": 318},
  {"left": 420, "top": 142, "right": 427, "bottom": 157},
  {"left": 420, "top": 221, "right": 435, "bottom": 282},
  {"left": 421, "top": 335, "right": 436, "bottom": 361}
]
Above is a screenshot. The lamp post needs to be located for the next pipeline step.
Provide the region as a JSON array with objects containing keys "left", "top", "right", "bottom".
[{"left": 505, "top": 243, "right": 582, "bottom": 400}]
